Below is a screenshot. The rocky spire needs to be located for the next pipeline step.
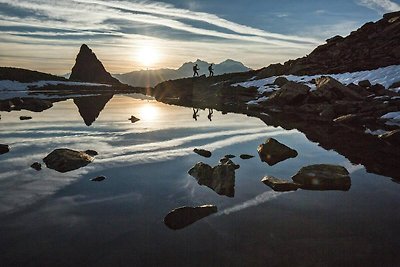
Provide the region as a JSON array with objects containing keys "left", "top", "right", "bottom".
[{"left": 69, "top": 44, "right": 120, "bottom": 84}]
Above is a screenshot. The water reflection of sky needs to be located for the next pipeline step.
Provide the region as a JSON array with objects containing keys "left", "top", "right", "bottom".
[{"left": 1, "top": 95, "right": 400, "bottom": 266}]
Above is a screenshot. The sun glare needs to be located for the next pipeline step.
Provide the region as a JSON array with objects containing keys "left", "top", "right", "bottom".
[
  {"left": 138, "top": 103, "right": 159, "bottom": 121},
  {"left": 136, "top": 46, "right": 160, "bottom": 68}
]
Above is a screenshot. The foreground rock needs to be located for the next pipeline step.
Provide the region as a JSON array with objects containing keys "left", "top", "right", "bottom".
[
  {"left": 129, "top": 115, "right": 140, "bottom": 123},
  {"left": 0, "top": 144, "right": 10, "bottom": 155},
  {"left": 261, "top": 176, "right": 299, "bottom": 192},
  {"left": 84, "top": 149, "right": 98, "bottom": 156},
  {"left": 30, "top": 162, "right": 42, "bottom": 171},
  {"left": 164, "top": 205, "right": 217, "bottom": 230},
  {"left": 292, "top": 164, "right": 351, "bottom": 191},
  {"left": 267, "top": 81, "right": 310, "bottom": 105},
  {"left": 188, "top": 160, "right": 236, "bottom": 197},
  {"left": 257, "top": 138, "right": 298, "bottom": 165},
  {"left": 193, "top": 148, "right": 212, "bottom": 158},
  {"left": 43, "top": 148, "right": 94, "bottom": 173},
  {"left": 91, "top": 176, "right": 106, "bottom": 182}
]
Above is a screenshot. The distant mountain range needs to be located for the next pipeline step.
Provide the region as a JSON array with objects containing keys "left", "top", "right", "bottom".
[{"left": 114, "top": 59, "right": 252, "bottom": 87}]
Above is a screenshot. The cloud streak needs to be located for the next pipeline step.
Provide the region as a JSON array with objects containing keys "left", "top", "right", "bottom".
[{"left": 357, "top": 0, "right": 400, "bottom": 13}]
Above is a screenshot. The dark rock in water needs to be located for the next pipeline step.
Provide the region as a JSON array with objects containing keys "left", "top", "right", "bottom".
[
  {"left": 0, "top": 144, "right": 10, "bottom": 155},
  {"left": 267, "top": 81, "right": 310, "bottom": 105},
  {"left": 261, "top": 176, "right": 299, "bottom": 192},
  {"left": 129, "top": 115, "right": 140, "bottom": 123},
  {"left": 292, "top": 164, "right": 351, "bottom": 191},
  {"left": 358, "top": 80, "right": 372, "bottom": 88},
  {"left": 274, "top": 76, "right": 289, "bottom": 87},
  {"left": 43, "top": 148, "right": 94, "bottom": 173},
  {"left": 84, "top": 150, "right": 98, "bottom": 156},
  {"left": 30, "top": 162, "right": 42, "bottom": 171},
  {"left": 164, "top": 205, "right": 217, "bottom": 230},
  {"left": 224, "top": 154, "right": 236, "bottom": 159},
  {"left": 20, "top": 116, "right": 32, "bottom": 120},
  {"left": 91, "top": 176, "right": 106, "bottom": 182},
  {"left": 69, "top": 44, "right": 120, "bottom": 84},
  {"left": 257, "top": 138, "right": 298, "bottom": 166},
  {"left": 193, "top": 148, "right": 212, "bottom": 158},
  {"left": 389, "top": 81, "right": 400, "bottom": 89},
  {"left": 188, "top": 160, "right": 236, "bottom": 197},
  {"left": 379, "top": 129, "right": 400, "bottom": 145},
  {"left": 73, "top": 95, "right": 113, "bottom": 126},
  {"left": 240, "top": 154, "right": 254, "bottom": 159}
]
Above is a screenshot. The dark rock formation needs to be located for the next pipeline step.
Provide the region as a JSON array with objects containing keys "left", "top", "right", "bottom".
[
  {"left": 358, "top": 80, "right": 372, "bottom": 88},
  {"left": 0, "top": 98, "right": 53, "bottom": 112},
  {"left": 73, "top": 94, "right": 113, "bottom": 126},
  {"left": 84, "top": 150, "right": 98, "bottom": 156},
  {"left": 0, "top": 67, "right": 66, "bottom": 82},
  {"left": 274, "top": 77, "right": 289, "bottom": 87},
  {"left": 224, "top": 154, "right": 236, "bottom": 159},
  {"left": 261, "top": 176, "right": 299, "bottom": 192},
  {"left": 240, "top": 154, "right": 254, "bottom": 159},
  {"left": 193, "top": 148, "right": 212, "bottom": 158},
  {"left": 43, "top": 148, "right": 94, "bottom": 173},
  {"left": 164, "top": 205, "right": 217, "bottom": 230},
  {"left": 257, "top": 138, "right": 298, "bottom": 166},
  {"left": 267, "top": 81, "right": 310, "bottom": 105},
  {"left": 91, "top": 176, "right": 106, "bottom": 182},
  {"left": 0, "top": 144, "right": 9, "bottom": 155},
  {"left": 292, "top": 164, "right": 351, "bottom": 191},
  {"left": 19, "top": 116, "right": 32, "bottom": 120},
  {"left": 30, "top": 162, "right": 42, "bottom": 171},
  {"left": 69, "top": 44, "right": 120, "bottom": 84}
]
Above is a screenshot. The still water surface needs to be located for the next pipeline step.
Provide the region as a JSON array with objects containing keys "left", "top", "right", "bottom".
[{"left": 0, "top": 95, "right": 399, "bottom": 266}]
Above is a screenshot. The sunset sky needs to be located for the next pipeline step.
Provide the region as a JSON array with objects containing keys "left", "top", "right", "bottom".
[{"left": 0, "top": 0, "right": 399, "bottom": 75}]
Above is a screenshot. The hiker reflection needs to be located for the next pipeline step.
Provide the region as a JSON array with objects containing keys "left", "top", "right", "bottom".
[
  {"left": 207, "top": 109, "right": 213, "bottom": 121},
  {"left": 192, "top": 108, "right": 199, "bottom": 121},
  {"left": 193, "top": 64, "right": 199, "bottom": 77}
]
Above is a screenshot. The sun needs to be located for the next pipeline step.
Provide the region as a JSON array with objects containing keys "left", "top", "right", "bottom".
[
  {"left": 138, "top": 103, "right": 159, "bottom": 121},
  {"left": 136, "top": 46, "right": 160, "bottom": 68}
]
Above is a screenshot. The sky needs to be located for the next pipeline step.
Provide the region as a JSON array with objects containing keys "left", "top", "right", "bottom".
[{"left": 0, "top": 0, "right": 399, "bottom": 74}]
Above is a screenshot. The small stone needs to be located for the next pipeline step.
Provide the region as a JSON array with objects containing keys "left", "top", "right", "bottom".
[
  {"left": 261, "top": 176, "right": 299, "bottom": 192},
  {"left": 84, "top": 150, "right": 98, "bottom": 156},
  {"left": 193, "top": 148, "right": 212, "bottom": 158},
  {"left": 240, "top": 154, "right": 254, "bottom": 159},
  {"left": 224, "top": 154, "right": 236, "bottom": 159},
  {"left": 30, "top": 162, "right": 42, "bottom": 171},
  {"left": 358, "top": 80, "right": 372, "bottom": 88},
  {"left": 91, "top": 176, "right": 106, "bottom": 182},
  {"left": 20, "top": 116, "right": 32, "bottom": 120},
  {"left": 129, "top": 115, "right": 140, "bottom": 123},
  {"left": 0, "top": 144, "right": 10, "bottom": 155},
  {"left": 257, "top": 138, "right": 298, "bottom": 166}
]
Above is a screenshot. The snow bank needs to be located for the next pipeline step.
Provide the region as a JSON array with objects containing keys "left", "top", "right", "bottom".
[{"left": 233, "top": 64, "right": 400, "bottom": 91}]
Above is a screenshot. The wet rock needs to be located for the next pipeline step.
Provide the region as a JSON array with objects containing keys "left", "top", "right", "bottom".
[
  {"left": 240, "top": 154, "right": 254, "bottom": 159},
  {"left": 358, "top": 80, "right": 372, "bottom": 88},
  {"left": 261, "top": 176, "right": 299, "bottom": 192},
  {"left": 188, "top": 161, "right": 236, "bottom": 197},
  {"left": 30, "top": 162, "right": 42, "bottom": 171},
  {"left": 224, "top": 154, "right": 236, "bottom": 159},
  {"left": 274, "top": 76, "right": 289, "bottom": 87},
  {"left": 91, "top": 176, "right": 106, "bottom": 182},
  {"left": 129, "top": 115, "right": 140, "bottom": 123},
  {"left": 193, "top": 148, "right": 212, "bottom": 158},
  {"left": 379, "top": 129, "right": 400, "bottom": 145},
  {"left": 20, "top": 116, "right": 32, "bottom": 120},
  {"left": 257, "top": 138, "right": 298, "bottom": 166},
  {"left": 43, "top": 148, "right": 94, "bottom": 173},
  {"left": 164, "top": 205, "right": 217, "bottom": 230},
  {"left": 267, "top": 81, "right": 310, "bottom": 105},
  {"left": 292, "top": 164, "right": 351, "bottom": 191},
  {"left": 0, "top": 144, "right": 10, "bottom": 155},
  {"left": 84, "top": 150, "right": 98, "bottom": 156}
]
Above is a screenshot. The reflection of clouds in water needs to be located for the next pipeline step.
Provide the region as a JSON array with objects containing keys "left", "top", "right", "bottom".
[{"left": 216, "top": 191, "right": 291, "bottom": 216}]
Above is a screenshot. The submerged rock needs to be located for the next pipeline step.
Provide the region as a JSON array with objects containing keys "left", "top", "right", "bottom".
[
  {"left": 129, "top": 115, "right": 140, "bottom": 123},
  {"left": 84, "top": 149, "right": 98, "bottom": 156},
  {"left": 0, "top": 144, "right": 9, "bottom": 155},
  {"left": 20, "top": 116, "right": 32, "bottom": 120},
  {"left": 257, "top": 138, "right": 298, "bottom": 166},
  {"left": 292, "top": 164, "right": 351, "bottom": 191},
  {"left": 164, "top": 205, "right": 218, "bottom": 230},
  {"left": 91, "top": 176, "right": 106, "bottom": 182},
  {"left": 30, "top": 162, "right": 42, "bottom": 171},
  {"left": 193, "top": 148, "right": 212, "bottom": 158},
  {"left": 240, "top": 154, "right": 254, "bottom": 159},
  {"left": 261, "top": 176, "right": 299, "bottom": 192},
  {"left": 224, "top": 154, "right": 236, "bottom": 159},
  {"left": 43, "top": 148, "right": 94, "bottom": 173},
  {"left": 188, "top": 160, "right": 236, "bottom": 197}
]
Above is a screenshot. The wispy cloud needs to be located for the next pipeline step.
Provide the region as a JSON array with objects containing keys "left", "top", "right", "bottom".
[{"left": 356, "top": 0, "right": 400, "bottom": 13}]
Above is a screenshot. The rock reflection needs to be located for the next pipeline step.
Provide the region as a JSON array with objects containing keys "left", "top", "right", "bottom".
[
  {"left": 164, "top": 205, "right": 217, "bottom": 230},
  {"left": 73, "top": 94, "right": 113, "bottom": 126}
]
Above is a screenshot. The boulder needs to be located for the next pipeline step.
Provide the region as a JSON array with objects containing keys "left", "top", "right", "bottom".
[
  {"left": 292, "top": 164, "right": 351, "bottom": 191},
  {"left": 91, "top": 176, "right": 106, "bottom": 182},
  {"left": 0, "top": 144, "right": 10, "bottom": 155},
  {"left": 129, "top": 115, "right": 140, "bottom": 123},
  {"left": 274, "top": 76, "right": 289, "bottom": 87},
  {"left": 240, "top": 154, "right": 254, "bottom": 159},
  {"left": 267, "top": 81, "right": 310, "bottom": 105},
  {"left": 164, "top": 205, "right": 217, "bottom": 230},
  {"left": 379, "top": 129, "right": 400, "bottom": 145},
  {"left": 43, "top": 148, "right": 94, "bottom": 173},
  {"left": 358, "top": 80, "right": 372, "bottom": 88},
  {"left": 193, "top": 148, "right": 212, "bottom": 158},
  {"left": 261, "top": 176, "right": 299, "bottom": 192},
  {"left": 257, "top": 138, "right": 298, "bottom": 166},
  {"left": 20, "top": 116, "right": 32, "bottom": 120},
  {"left": 21, "top": 98, "right": 53, "bottom": 112},
  {"left": 315, "top": 76, "right": 363, "bottom": 101},
  {"left": 30, "top": 162, "right": 42, "bottom": 171},
  {"left": 84, "top": 150, "right": 98, "bottom": 156}
]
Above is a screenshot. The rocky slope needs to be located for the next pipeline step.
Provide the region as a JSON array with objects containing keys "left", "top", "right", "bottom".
[
  {"left": 70, "top": 44, "right": 120, "bottom": 84},
  {"left": 0, "top": 67, "right": 66, "bottom": 82}
]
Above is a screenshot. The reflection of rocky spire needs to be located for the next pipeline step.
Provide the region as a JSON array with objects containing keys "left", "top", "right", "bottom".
[{"left": 73, "top": 94, "right": 113, "bottom": 126}]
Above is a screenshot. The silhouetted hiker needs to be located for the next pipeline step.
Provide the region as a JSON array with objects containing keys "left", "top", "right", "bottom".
[
  {"left": 207, "top": 109, "right": 213, "bottom": 121},
  {"left": 208, "top": 64, "right": 214, "bottom": 77},
  {"left": 193, "top": 64, "right": 199, "bottom": 77},
  {"left": 192, "top": 108, "right": 199, "bottom": 121}
]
